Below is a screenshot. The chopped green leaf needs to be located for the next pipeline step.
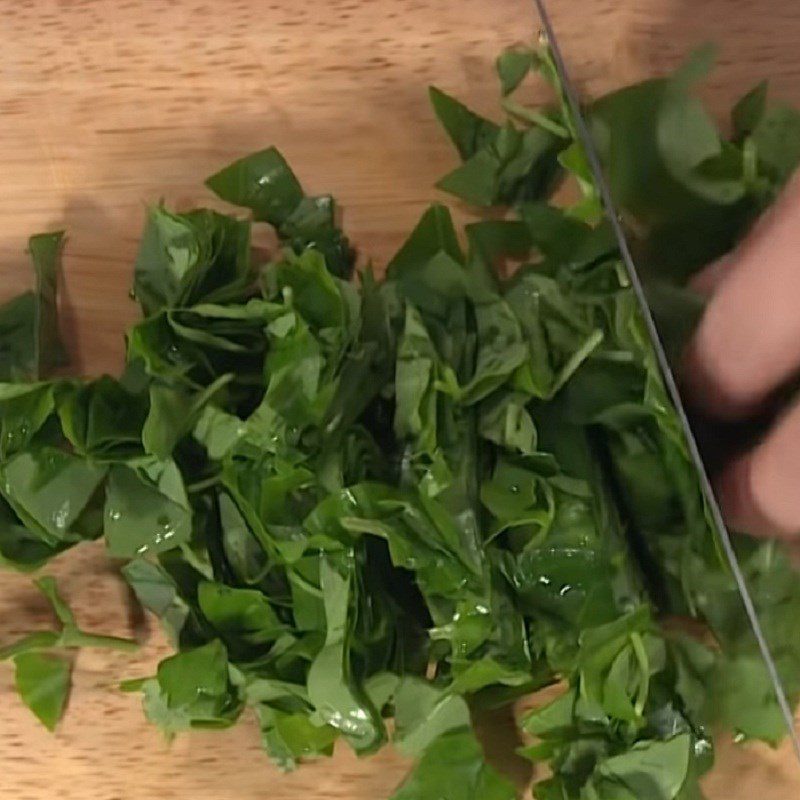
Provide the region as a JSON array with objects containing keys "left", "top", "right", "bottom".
[
  {"left": 14, "top": 652, "right": 71, "bottom": 732},
  {"left": 104, "top": 460, "right": 191, "bottom": 558},
  {"left": 390, "top": 729, "right": 517, "bottom": 800},
  {"left": 496, "top": 46, "right": 535, "bottom": 96},
  {"left": 0, "top": 232, "right": 67, "bottom": 381}
]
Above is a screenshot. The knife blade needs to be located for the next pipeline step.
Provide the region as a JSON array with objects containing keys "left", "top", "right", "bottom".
[{"left": 531, "top": 0, "right": 800, "bottom": 761}]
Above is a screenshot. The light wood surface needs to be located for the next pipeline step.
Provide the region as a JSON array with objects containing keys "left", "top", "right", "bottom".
[{"left": 2, "top": 1, "right": 800, "bottom": 797}]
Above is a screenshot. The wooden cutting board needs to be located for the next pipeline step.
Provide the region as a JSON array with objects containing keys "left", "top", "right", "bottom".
[{"left": 2, "top": 1, "right": 800, "bottom": 797}]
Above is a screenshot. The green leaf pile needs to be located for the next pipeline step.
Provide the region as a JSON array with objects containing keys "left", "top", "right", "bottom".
[{"left": 2, "top": 38, "right": 800, "bottom": 799}]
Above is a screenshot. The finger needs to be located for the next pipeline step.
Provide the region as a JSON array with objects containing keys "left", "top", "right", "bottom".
[
  {"left": 689, "top": 191, "right": 789, "bottom": 297},
  {"left": 715, "top": 396, "right": 800, "bottom": 538},
  {"left": 689, "top": 253, "right": 737, "bottom": 297},
  {"left": 683, "top": 172, "right": 800, "bottom": 419}
]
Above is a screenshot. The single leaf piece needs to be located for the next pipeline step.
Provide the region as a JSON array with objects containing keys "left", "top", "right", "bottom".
[
  {"left": 711, "top": 653, "right": 791, "bottom": 744},
  {"left": 497, "top": 47, "right": 535, "bottom": 96},
  {"left": 390, "top": 729, "right": 517, "bottom": 800},
  {"left": 143, "top": 639, "right": 242, "bottom": 734},
  {"left": 280, "top": 195, "right": 355, "bottom": 278},
  {"left": 0, "top": 449, "right": 107, "bottom": 546},
  {"left": 387, "top": 203, "right": 464, "bottom": 278},
  {"left": 306, "top": 556, "right": 385, "bottom": 754},
  {"left": 29, "top": 231, "right": 68, "bottom": 376},
  {"left": 591, "top": 735, "right": 691, "bottom": 800},
  {"left": 0, "top": 495, "right": 68, "bottom": 572},
  {"left": 205, "top": 147, "right": 354, "bottom": 277},
  {"left": 750, "top": 103, "right": 800, "bottom": 184},
  {"left": 732, "top": 80, "right": 769, "bottom": 139},
  {"left": 255, "top": 705, "right": 338, "bottom": 771},
  {"left": 198, "top": 581, "right": 285, "bottom": 656},
  {"left": 267, "top": 248, "right": 349, "bottom": 330},
  {"left": 429, "top": 87, "right": 500, "bottom": 160},
  {"left": 142, "top": 374, "right": 231, "bottom": 459},
  {"left": 0, "top": 232, "right": 66, "bottom": 380},
  {"left": 14, "top": 651, "right": 71, "bottom": 731},
  {"left": 104, "top": 460, "right": 191, "bottom": 558},
  {"left": 393, "top": 677, "right": 470, "bottom": 757},
  {"left": 193, "top": 405, "right": 247, "bottom": 460},
  {"left": 437, "top": 149, "right": 505, "bottom": 207},
  {"left": 122, "top": 557, "right": 203, "bottom": 646},
  {"left": 0, "top": 293, "right": 38, "bottom": 381},
  {"left": 0, "top": 382, "right": 56, "bottom": 459},
  {"left": 206, "top": 147, "right": 304, "bottom": 225}
]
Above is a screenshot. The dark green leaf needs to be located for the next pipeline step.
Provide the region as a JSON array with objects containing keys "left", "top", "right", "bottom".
[
  {"left": 0, "top": 494, "right": 68, "bottom": 571},
  {"left": 198, "top": 581, "right": 285, "bottom": 656},
  {"left": 205, "top": 147, "right": 304, "bottom": 225},
  {"left": 0, "top": 382, "right": 56, "bottom": 459},
  {"left": 390, "top": 729, "right": 517, "bottom": 800},
  {"left": 29, "top": 232, "right": 68, "bottom": 376},
  {"left": 14, "top": 652, "right": 71, "bottom": 731},
  {"left": 436, "top": 125, "right": 561, "bottom": 207},
  {"left": 429, "top": 87, "right": 500, "bottom": 160},
  {"left": 750, "top": 103, "right": 800, "bottom": 184},
  {"left": 133, "top": 207, "right": 251, "bottom": 316},
  {"left": 0, "top": 232, "right": 66, "bottom": 380},
  {"left": 143, "top": 639, "right": 242, "bottom": 734},
  {"left": 387, "top": 203, "right": 464, "bottom": 278},
  {"left": 0, "top": 449, "right": 107, "bottom": 546},
  {"left": 256, "top": 705, "right": 337, "bottom": 770},
  {"left": 497, "top": 47, "right": 535, "bottom": 96},
  {"left": 206, "top": 148, "right": 354, "bottom": 277},
  {"left": 306, "top": 556, "right": 385, "bottom": 754},
  {"left": 591, "top": 735, "right": 691, "bottom": 800},
  {"left": 104, "top": 460, "right": 191, "bottom": 558},
  {"left": 393, "top": 677, "right": 470, "bottom": 757},
  {"left": 732, "top": 80, "right": 769, "bottom": 139}
]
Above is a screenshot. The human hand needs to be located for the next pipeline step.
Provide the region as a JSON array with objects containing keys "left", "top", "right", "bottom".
[{"left": 684, "top": 174, "right": 800, "bottom": 538}]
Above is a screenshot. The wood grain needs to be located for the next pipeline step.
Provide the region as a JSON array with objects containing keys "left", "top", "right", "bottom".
[{"left": 2, "top": 1, "right": 800, "bottom": 797}]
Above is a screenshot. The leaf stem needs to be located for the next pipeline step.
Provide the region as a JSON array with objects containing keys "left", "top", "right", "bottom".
[{"left": 501, "top": 99, "right": 570, "bottom": 139}]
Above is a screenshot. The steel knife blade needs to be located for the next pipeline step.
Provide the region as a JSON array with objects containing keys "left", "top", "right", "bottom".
[{"left": 531, "top": 0, "right": 800, "bottom": 761}]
